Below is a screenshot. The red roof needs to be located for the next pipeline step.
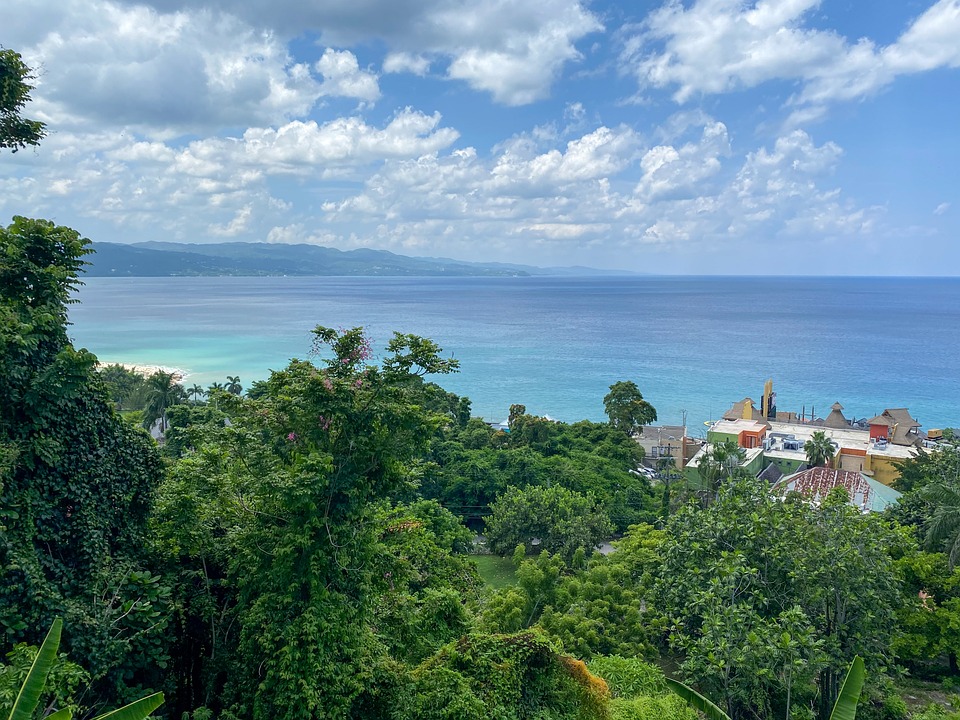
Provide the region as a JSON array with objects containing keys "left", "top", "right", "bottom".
[{"left": 772, "top": 467, "right": 900, "bottom": 512}]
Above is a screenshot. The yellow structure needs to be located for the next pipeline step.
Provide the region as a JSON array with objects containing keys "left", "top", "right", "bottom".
[{"left": 761, "top": 379, "right": 774, "bottom": 419}]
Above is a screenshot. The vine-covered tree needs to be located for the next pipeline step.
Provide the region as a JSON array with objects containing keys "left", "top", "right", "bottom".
[{"left": 0, "top": 217, "right": 167, "bottom": 707}]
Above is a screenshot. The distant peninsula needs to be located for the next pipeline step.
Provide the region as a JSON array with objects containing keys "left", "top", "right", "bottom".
[{"left": 87, "top": 241, "right": 635, "bottom": 277}]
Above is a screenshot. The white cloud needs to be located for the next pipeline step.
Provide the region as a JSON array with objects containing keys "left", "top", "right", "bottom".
[
  {"left": 883, "top": 0, "right": 960, "bottom": 73},
  {"left": 317, "top": 117, "right": 872, "bottom": 264},
  {"left": 0, "top": 107, "right": 460, "bottom": 246},
  {"left": 622, "top": 0, "right": 960, "bottom": 119},
  {"left": 635, "top": 121, "right": 730, "bottom": 200},
  {"left": 225, "top": 109, "right": 460, "bottom": 171},
  {"left": 99, "top": 0, "right": 602, "bottom": 105},
  {"left": 443, "top": 1, "right": 603, "bottom": 104},
  {"left": 209, "top": 204, "right": 254, "bottom": 236},
  {"left": 316, "top": 48, "right": 380, "bottom": 102},
  {"left": 934, "top": 202, "right": 951, "bottom": 216},
  {"left": 2, "top": 0, "right": 321, "bottom": 134},
  {"left": 382, "top": 52, "right": 431, "bottom": 75}
]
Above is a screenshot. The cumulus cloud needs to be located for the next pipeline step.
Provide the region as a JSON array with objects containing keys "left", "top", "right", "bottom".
[
  {"left": 635, "top": 121, "right": 730, "bottom": 201},
  {"left": 316, "top": 48, "right": 380, "bottom": 102},
  {"left": 441, "top": 1, "right": 603, "bottom": 104},
  {"left": 317, "top": 117, "right": 872, "bottom": 264},
  {"left": 0, "top": 107, "right": 460, "bottom": 246},
  {"left": 622, "top": 0, "right": 960, "bottom": 119},
  {"left": 209, "top": 204, "right": 254, "bottom": 236},
  {"left": 382, "top": 52, "right": 431, "bottom": 75},
  {"left": 934, "top": 202, "right": 951, "bottom": 216},
  {"left": 221, "top": 109, "right": 459, "bottom": 172},
  {"left": 100, "top": 0, "right": 602, "bottom": 105},
  {"left": 2, "top": 0, "right": 321, "bottom": 134}
]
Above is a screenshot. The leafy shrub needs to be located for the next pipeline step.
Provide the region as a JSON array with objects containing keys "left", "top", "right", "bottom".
[
  {"left": 911, "top": 704, "right": 960, "bottom": 720},
  {"left": 587, "top": 656, "right": 667, "bottom": 698},
  {"left": 609, "top": 695, "right": 697, "bottom": 720},
  {"left": 401, "top": 631, "right": 610, "bottom": 720}
]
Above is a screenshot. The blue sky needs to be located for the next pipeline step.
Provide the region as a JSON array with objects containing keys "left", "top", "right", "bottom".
[{"left": 2, "top": 0, "right": 958, "bottom": 274}]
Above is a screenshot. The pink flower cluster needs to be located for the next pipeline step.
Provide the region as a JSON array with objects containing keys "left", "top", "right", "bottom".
[
  {"left": 317, "top": 415, "right": 331, "bottom": 431},
  {"left": 287, "top": 432, "right": 298, "bottom": 441}
]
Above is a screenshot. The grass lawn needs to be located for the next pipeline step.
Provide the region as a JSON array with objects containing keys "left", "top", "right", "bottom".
[{"left": 472, "top": 554, "right": 518, "bottom": 590}]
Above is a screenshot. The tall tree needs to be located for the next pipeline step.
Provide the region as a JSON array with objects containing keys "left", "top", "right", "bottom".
[
  {"left": 0, "top": 217, "right": 166, "bottom": 706},
  {"left": 161, "top": 327, "right": 459, "bottom": 719},
  {"left": 225, "top": 375, "right": 242, "bottom": 395},
  {"left": 655, "top": 477, "right": 902, "bottom": 720},
  {"left": 141, "top": 370, "right": 184, "bottom": 434},
  {"left": 603, "top": 381, "right": 657, "bottom": 435},
  {"left": 925, "top": 480, "right": 960, "bottom": 568},
  {"left": 187, "top": 383, "right": 206, "bottom": 404},
  {"left": 696, "top": 439, "right": 747, "bottom": 502},
  {"left": 484, "top": 484, "right": 613, "bottom": 561},
  {"left": 804, "top": 430, "right": 835, "bottom": 468},
  {"left": 0, "top": 49, "right": 46, "bottom": 151}
]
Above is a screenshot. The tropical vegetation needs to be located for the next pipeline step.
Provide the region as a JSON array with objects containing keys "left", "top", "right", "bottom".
[{"left": 3, "top": 49, "right": 960, "bottom": 720}]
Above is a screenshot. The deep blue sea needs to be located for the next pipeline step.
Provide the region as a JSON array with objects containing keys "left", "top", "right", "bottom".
[{"left": 68, "top": 276, "right": 960, "bottom": 432}]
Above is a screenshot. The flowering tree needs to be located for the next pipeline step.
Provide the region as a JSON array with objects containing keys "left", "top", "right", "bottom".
[{"left": 156, "top": 326, "right": 459, "bottom": 719}]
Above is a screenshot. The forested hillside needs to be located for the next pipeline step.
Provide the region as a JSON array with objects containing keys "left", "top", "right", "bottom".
[
  {"left": 3, "top": 215, "right": 960, "bottom": 720},
  {"left": 4, "top": 35, "right": 960, "bottom": 720}
]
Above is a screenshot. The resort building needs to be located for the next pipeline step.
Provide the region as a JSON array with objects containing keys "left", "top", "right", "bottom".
[
  {"left": 866, "top": 408, "right": 924, "bottom": 447},
  {"left": 634, "top": 425, "right": 697, "bottom": 470},
  {"left": 762, "top": 419, "right": 915, "bottom": 486},
  {"left": 687, "top": 384, "right": 930, "bottom": 488}
]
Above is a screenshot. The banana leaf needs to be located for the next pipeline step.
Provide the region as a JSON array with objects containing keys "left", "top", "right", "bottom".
[
  {"left": 8, "top": 618, "right": 63, "bottom": 720},
  {"left": 830, "top": 656, "right": 865, "bottom": 720},
  {"left": 91, "top": 692, "right": 164, "bottom": 720},
  {"left": 665, "top": 677, "right": 732, "bottom": 720}
]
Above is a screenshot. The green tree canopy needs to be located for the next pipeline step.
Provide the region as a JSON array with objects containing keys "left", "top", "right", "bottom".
[
  {"left": 0, "top": 217, "right": 166, "bottom": 708},
  {"left": 655, "top": 477, "right": 904, "bottom": 720},
  {"left": 603, "top": 381, "right": 657, "bottom": 435},
  {"left": 154, "top": 326, "right": 460, "bottom": 719},
  {"left": 485, "top": 484, "right": 614, "bottom": 561},
  {"left": 0, "top": 49, "right": 46, "bottom": 152}
]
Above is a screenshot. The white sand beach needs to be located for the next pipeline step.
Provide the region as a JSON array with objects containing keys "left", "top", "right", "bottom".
[{"left": 97, "top": 361, "right": 188, "bottom": 382}]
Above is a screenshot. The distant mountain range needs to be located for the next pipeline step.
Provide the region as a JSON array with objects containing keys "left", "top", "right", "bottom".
[{"left": 86, "top": 241, "right": 635, "bottom": 277}]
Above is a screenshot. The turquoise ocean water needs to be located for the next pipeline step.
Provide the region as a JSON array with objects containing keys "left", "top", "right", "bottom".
[{"left": 68, "top": 276, "right": 960, "bottom": 432}]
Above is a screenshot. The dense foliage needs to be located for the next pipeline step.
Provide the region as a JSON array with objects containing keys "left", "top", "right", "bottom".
[
  {"left": 4, "top": 206, "right": 960, "bottom": 719},
  {"left": 422, "top": 411, "right": 656, "bottom": 533},
  {"left": 0, "top": 49, "right": 46, "bottom": 151},
  {"left": 654, "top": 478, "right": 905, "bottom": 720},
  {"left": 0, "top": 218, "right": 167, "bottom": 710}
]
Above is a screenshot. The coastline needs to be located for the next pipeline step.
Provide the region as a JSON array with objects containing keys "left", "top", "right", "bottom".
[{"left": 97, "top": 361, "right": 187, "bottom": 382}]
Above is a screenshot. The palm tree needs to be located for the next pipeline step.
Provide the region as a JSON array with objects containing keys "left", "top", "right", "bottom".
[
  {"left": 804, "top": 430, "right": 836, "bottom": 468},
  {"left": 142, "top": 371, "right": 185, "bottom": 434},
  {"left": 925, "top": 481, "right": 960, "bottom": 568},
  {"left": 226, "top": 375, "right": 242, "bottom": 395},
  {"left": 187, "top": 383, "right": 206, "bottom": 404},
  {"left": 698, "top": 439, "right": 746, "bottom": 502}
]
